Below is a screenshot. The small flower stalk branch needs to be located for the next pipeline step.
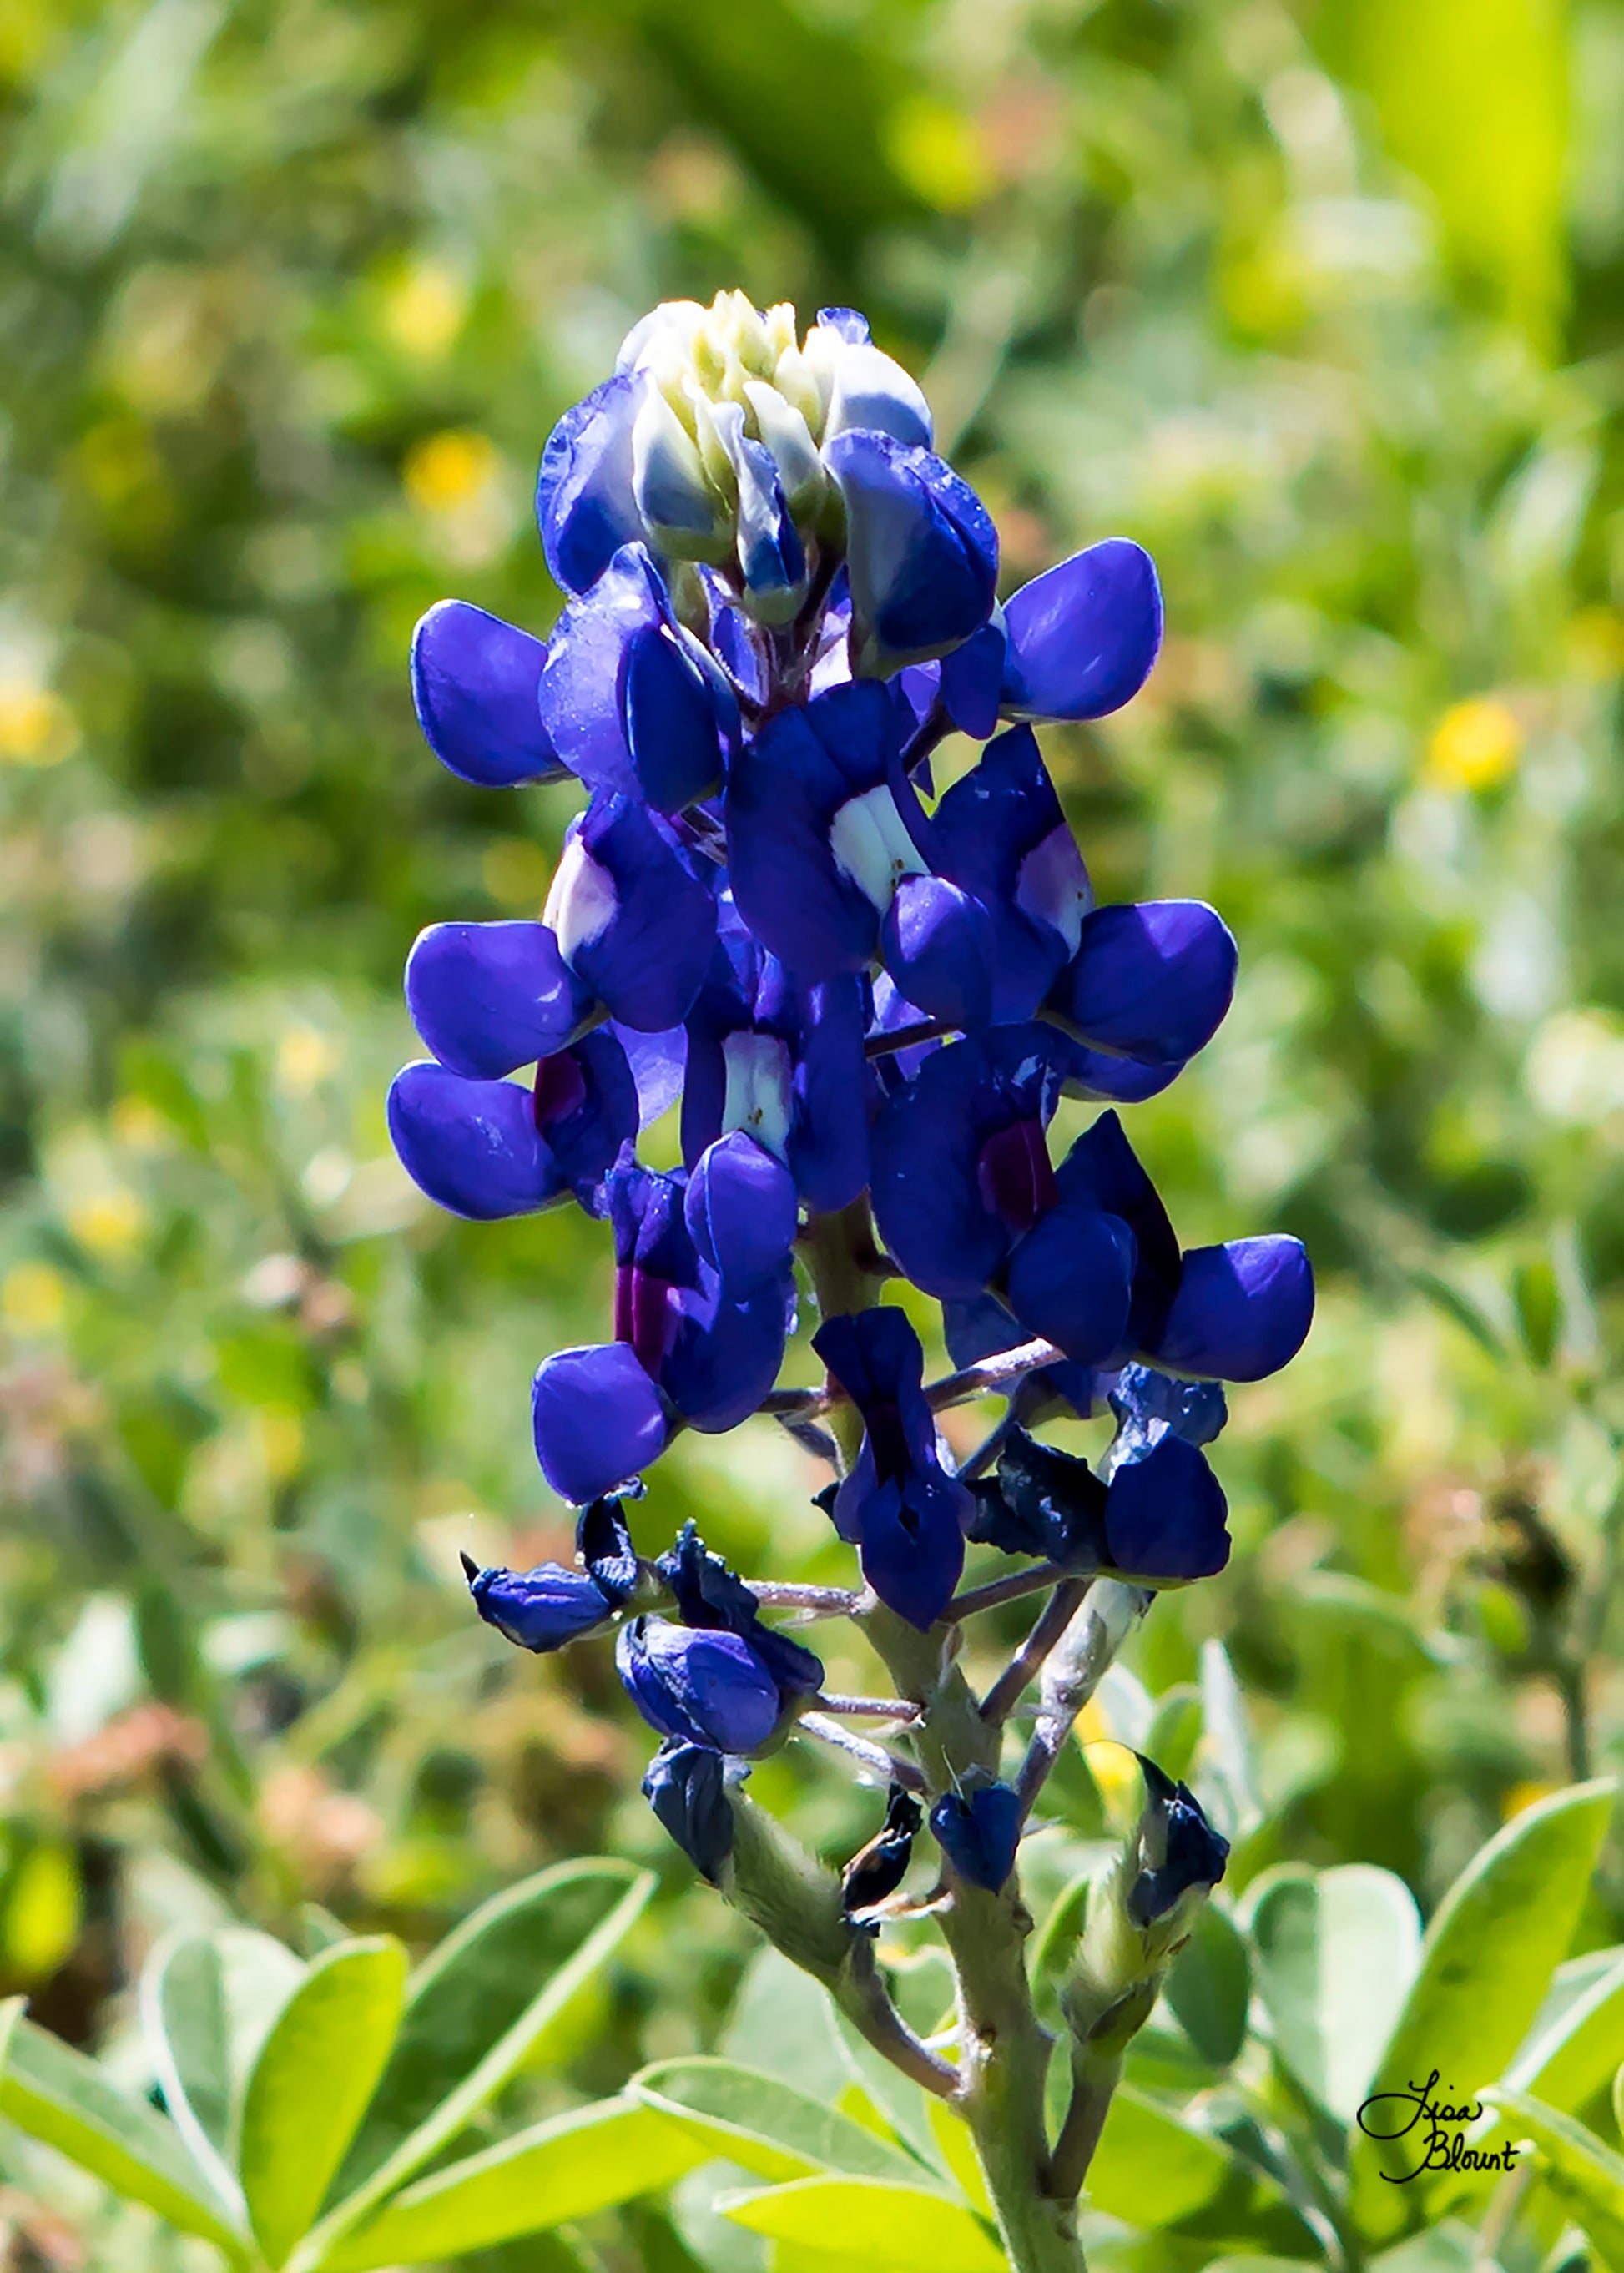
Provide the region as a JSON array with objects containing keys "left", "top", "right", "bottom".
[{"left": 387, "top": 287, "right": 1315, "bottom": 2272}]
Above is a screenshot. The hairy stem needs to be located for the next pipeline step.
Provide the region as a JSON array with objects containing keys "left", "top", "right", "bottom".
[
  {"left": 981, "top": 1581, "right": 1089, "bottom": 1726},
  {"left": 1018, "top": 1581, "right": 1147, "bottom": 1817},
  {"left": 1047, "top": 2044, "right": 1121, "bottom": 2201},
  {"left": 799, "top": 1711, "right": 925, "bottom": 1791}
]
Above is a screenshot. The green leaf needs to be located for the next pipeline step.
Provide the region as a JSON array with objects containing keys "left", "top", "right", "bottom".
[
  {"left": 1198, "top": 1640, "right": 1261, "bottom": 1841},
  {"left": 629, "top": 2058, "right": 923, "bottom": 2184},
  {"left": 141, "top": 1926, "right": 306, "bottom": 2204},
  {"left": 1246, "top": 1864, "right": 1421, "bottom": 2119},
  {"left": 1144, "top": 1686, "right": 1203, "bottom": 1784},
  {"left": 1165, "top": 1901, "right": 1251, "bottom": 2068},
  {"left": 1480, "top": 2091, "right": 1624, "bottom": 2263},
  {"left": 1505, "top": 1950, "right": 1624, "bottom": 2114},
  {"left": 1348, "top": 1781, "right": 1616, "bottom": 2242},
  {"left": 240, "top": 1938, "right": 408, "bottom": 2269},
  {"left": 294, "top": 1864, "right": 656, "bottom": 2273},
  {"left": 321, "top": 1857, "right": 652, "bottom": 2252},
  {"left": 719, "top": 2176, "right": 1006, "bottom": 2272},
  {"left": 925, "top": 2099, "right": 993, "bottom": 2219},
  {"left": 0, "top": 2012, "right": 245, "bottom": 2255},
  {"left": 1084, "top": 2084, "right": 1234, "bottom": 2226},
  {"left": 317, "top": 2098, "right": 705, "bottom": 2272}
]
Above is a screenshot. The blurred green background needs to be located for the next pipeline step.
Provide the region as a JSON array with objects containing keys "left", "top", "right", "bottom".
[{"left": 0, "top": 0, "right": 1622, "bottom": 2260}]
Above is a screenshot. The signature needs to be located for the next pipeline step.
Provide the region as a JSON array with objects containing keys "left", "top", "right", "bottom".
[{"left": 1356, "top": 2070, "right": 1521, "bottom": 2183}]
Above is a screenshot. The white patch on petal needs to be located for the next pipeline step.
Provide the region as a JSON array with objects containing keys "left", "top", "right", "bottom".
[
  {"left": 1016, "top": 825, "right": 1093, "bottom": 955},
  {"left": 544, "top": 834, "right": 618, "bottom": 965},
  {"left": 721, "top": 1031, "right": 794, "bottom": 1157},
  {"left": 829, "top": 786, "right": 928, "bottom": 912}
]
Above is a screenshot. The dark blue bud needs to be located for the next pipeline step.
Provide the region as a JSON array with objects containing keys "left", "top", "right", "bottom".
[
  {"left": 1104, "top": 1435, "right": 1230, "bottom": 1582},
  {"left": 1127, "top": 1756, "right": 1228, "bottom": 1927},
  {"left": 930, "top": 1782, "right": 1022, "bottom": 1893},
  {"left": 643, "top": 1740, "right": 737, "bottom": 1884},
  {"left": 462, "top": 1551, "right": 614, "bottom": 1651},
  {"left": 577, "top": 1496, "right": 642, "bottom": 1605}
]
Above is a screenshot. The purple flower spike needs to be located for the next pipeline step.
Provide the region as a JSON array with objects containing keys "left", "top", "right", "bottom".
[
  {"left": 1045, "top": 900, "right": 1238, "bottom": 1068},
  {"left": 405, "top": 921, "right": 597, "bottom": 1081},
  {"left": 536, "top": 372, "right": 644, "bottom": 595},
  {"left": 538, "top": 544, "right": 738, "bottom": 814},
  {"left": 1154, "top": 1235, "right": 1315, "bottom": 1383},
  {"left": 930, "top": 1782, "right": 1021, "bottom": 1892},
  {"left": 825, "top": 431, "right": 998, "bottom": 678},
  {"left": 1001, "top": 540, "right": 1163, "bottom": 723},
  {"left": 814, "top": 1307, "right": 970, "bottom": 1630},
  {"left": 616, "top": 1615, "right": 784, "bottom": 1754},
  {"left": 410, "top": 601, "right": 567, "bottom": 789},
  {"left": 532, "top": 1341, "right": 673, "bottom": 1504},
  {"left": 1104, "top": 1435, "right": 1231, "bottom": 1581},
  {"left": 464, "top": 1555, "right": 615, "bottom": 1651}
]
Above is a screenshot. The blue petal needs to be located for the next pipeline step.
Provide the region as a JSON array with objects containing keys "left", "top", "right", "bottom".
[
  {"left": 869, "top": 1030, "right": 1059, "bottom": 1301},
  {"left": 1046, "top": 900, "right": 1237, "bottom": 1066},
  {"left": 1127, "top": 1760, "right": 1229, "bottom": 1927},
  {"left": 942, "top": 1293, "right": 1100, "bottom": 1424},
  {"left": 610, "top": 1021, "right": 688, "bottom": 1127},
  {"left": 1003, "top": 1202, "right": 1136, "bottom": 1364},
  {"left": 880, "top": 876, "right": 996, "bottom": 1030},
  {"left": 939, "top": 621, "right": 1007, "bottom": 739},
  {"left": 538, "top": 544, "right": 735, "bottom": 814},
  {"left": 1041, "top": 1032, "right": 1188, "bottom": 1105},
  {"left": 536, "top": 372, "right": 645, "bottom": 595},
  {"left": 724, "top": 683, "right": 895, "bottom": 979},
  {"left": 616, "top": 1616, "right": 783, "bottom": 1752},
  {"left": 577, "top": 1495, "right": 642, "bottom": 1604},
  {"left": 1055, "top": 1111, "right": 1183, "bottom": 1356},
  {"left": 1001, "top": 540, "right": 1163, "bottom": 722},
  {"left": 927, "top": 727, "right": 1084, "bottom": 1020},
  {"left": 1152, "top": 1235, "right": 1314, "bottom": 1383},
  {"left": 684, "top": 1133, "right": 799, "bottom": 1292},
  {"left": 1103, "top": 1435, "right": 1230, "bottom": 1582},
  {"left": 930, "top": 1783, "right": 1021, "bottom": 1892},
  {"left": 825, "top": 431, "right": 998, "bottom": 676},
  {"left": 405, "top": 921, "right": 596, "bottom": 1080},
  {"left": 410, "top": 601, "right": 567, "bottom": 788},
  {"left": 388, "top": 1061, "right": 566, "bottom": 1222},
  {"left": 466, "top": 1559, "right": 612, "bottom": 1651},
  {"left": 562, "top": 797, "right": 719, "bottom": 1031},
  {"left": 663, "top": 1262, "right": 796, "bottom": 1433},
  {"left": 643, "top": 1741, "right": 736, "bottom": 1883},
  {"left": 850, "top": 1471, "right": 966, "bottom": 1630},
  {"left": 1106, "top": 1362, "right": 1228, "bottom": 1458},
  {"left": 535, "top": 1031, "right": 641, "bottom": 1198},
  {"left": 532, "top": 1342, "right": 673, "bottom": 1502},
  {"left": 755, "top": 965, "right": 871, "bottom": 1212}
]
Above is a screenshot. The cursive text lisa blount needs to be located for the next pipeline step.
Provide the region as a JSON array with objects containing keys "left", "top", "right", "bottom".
[{"left": 1356, "top": 2071, "right": 1521, "bottom": 2183}]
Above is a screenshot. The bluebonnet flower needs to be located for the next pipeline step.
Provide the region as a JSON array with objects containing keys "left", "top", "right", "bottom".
[
  {"left": 461, "top": 1498, "right": 642, "bottom": 1651},
  {"left": 643, "top": 1741, "right": 738, "bottom": 1883},
  {"left": 679, "top": 908, "right": 870, "bottom": 1212},
  {"left": 394, "top": 293, "right": 1315, "bottom": 1977},
  {"left": 930, "top": 1782, "right": 1022, "bottom": 1893},
  {"left": 812, "top": 1307, "right": 971, "bottom": 1630},
  {"left": 967, "top": 1424, "right": 1231, "bottom": 1585},
  {"left": 531, "top": 1156, "right": 795, "bottom": 1504},
  {"left": 617, "top": 1531, "right": 821, "bottom": 1755}
]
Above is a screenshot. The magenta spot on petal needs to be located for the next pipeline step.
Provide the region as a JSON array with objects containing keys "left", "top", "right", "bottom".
[
  {"left": 534, "top": 1048, "right": 588, "bottom": 1132},
  {"left": 976, "top": 1118, "right": 1058, "bottom": 1237},
  {"left": 614, "top": 1264, "right": 674, "bottom": 1379}
]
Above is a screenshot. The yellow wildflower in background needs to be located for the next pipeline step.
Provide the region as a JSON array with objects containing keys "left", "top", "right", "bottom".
[
  {"left": 2, "top": 1263, "right": 68, "bottom": 1336},
  {"left": 0, "top": 682, "right": 78, "bottom": 767},
  {"left": 405, "top": 429, "right": 499, "bottom": 514},
  {"left": 1425, "top": 696, "right": 1522, "bottom": 790}
]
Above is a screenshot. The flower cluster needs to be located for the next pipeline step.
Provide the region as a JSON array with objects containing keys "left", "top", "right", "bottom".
[{"left": 389, "top": 290, "right": 1312, "bottom": 1898}]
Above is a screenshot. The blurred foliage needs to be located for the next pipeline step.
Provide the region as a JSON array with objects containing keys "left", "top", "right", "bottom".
[{"left": 0, "top": 0, "right": 1621, "bottom": 2262}]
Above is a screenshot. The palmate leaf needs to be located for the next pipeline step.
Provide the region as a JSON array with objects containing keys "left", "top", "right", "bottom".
[
  {"left": 240, "top": 1938, "right": 409, "bottom": 2270},
  {"left": 0, "top": 2003, "right": 246, "bottom": 2258},
  {"left": 315, "top": 2097, "right": 705, "bottom": 2271},
  {"left": 1347, "top": 1780, "right": 1616, "bottom": 2243}
]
